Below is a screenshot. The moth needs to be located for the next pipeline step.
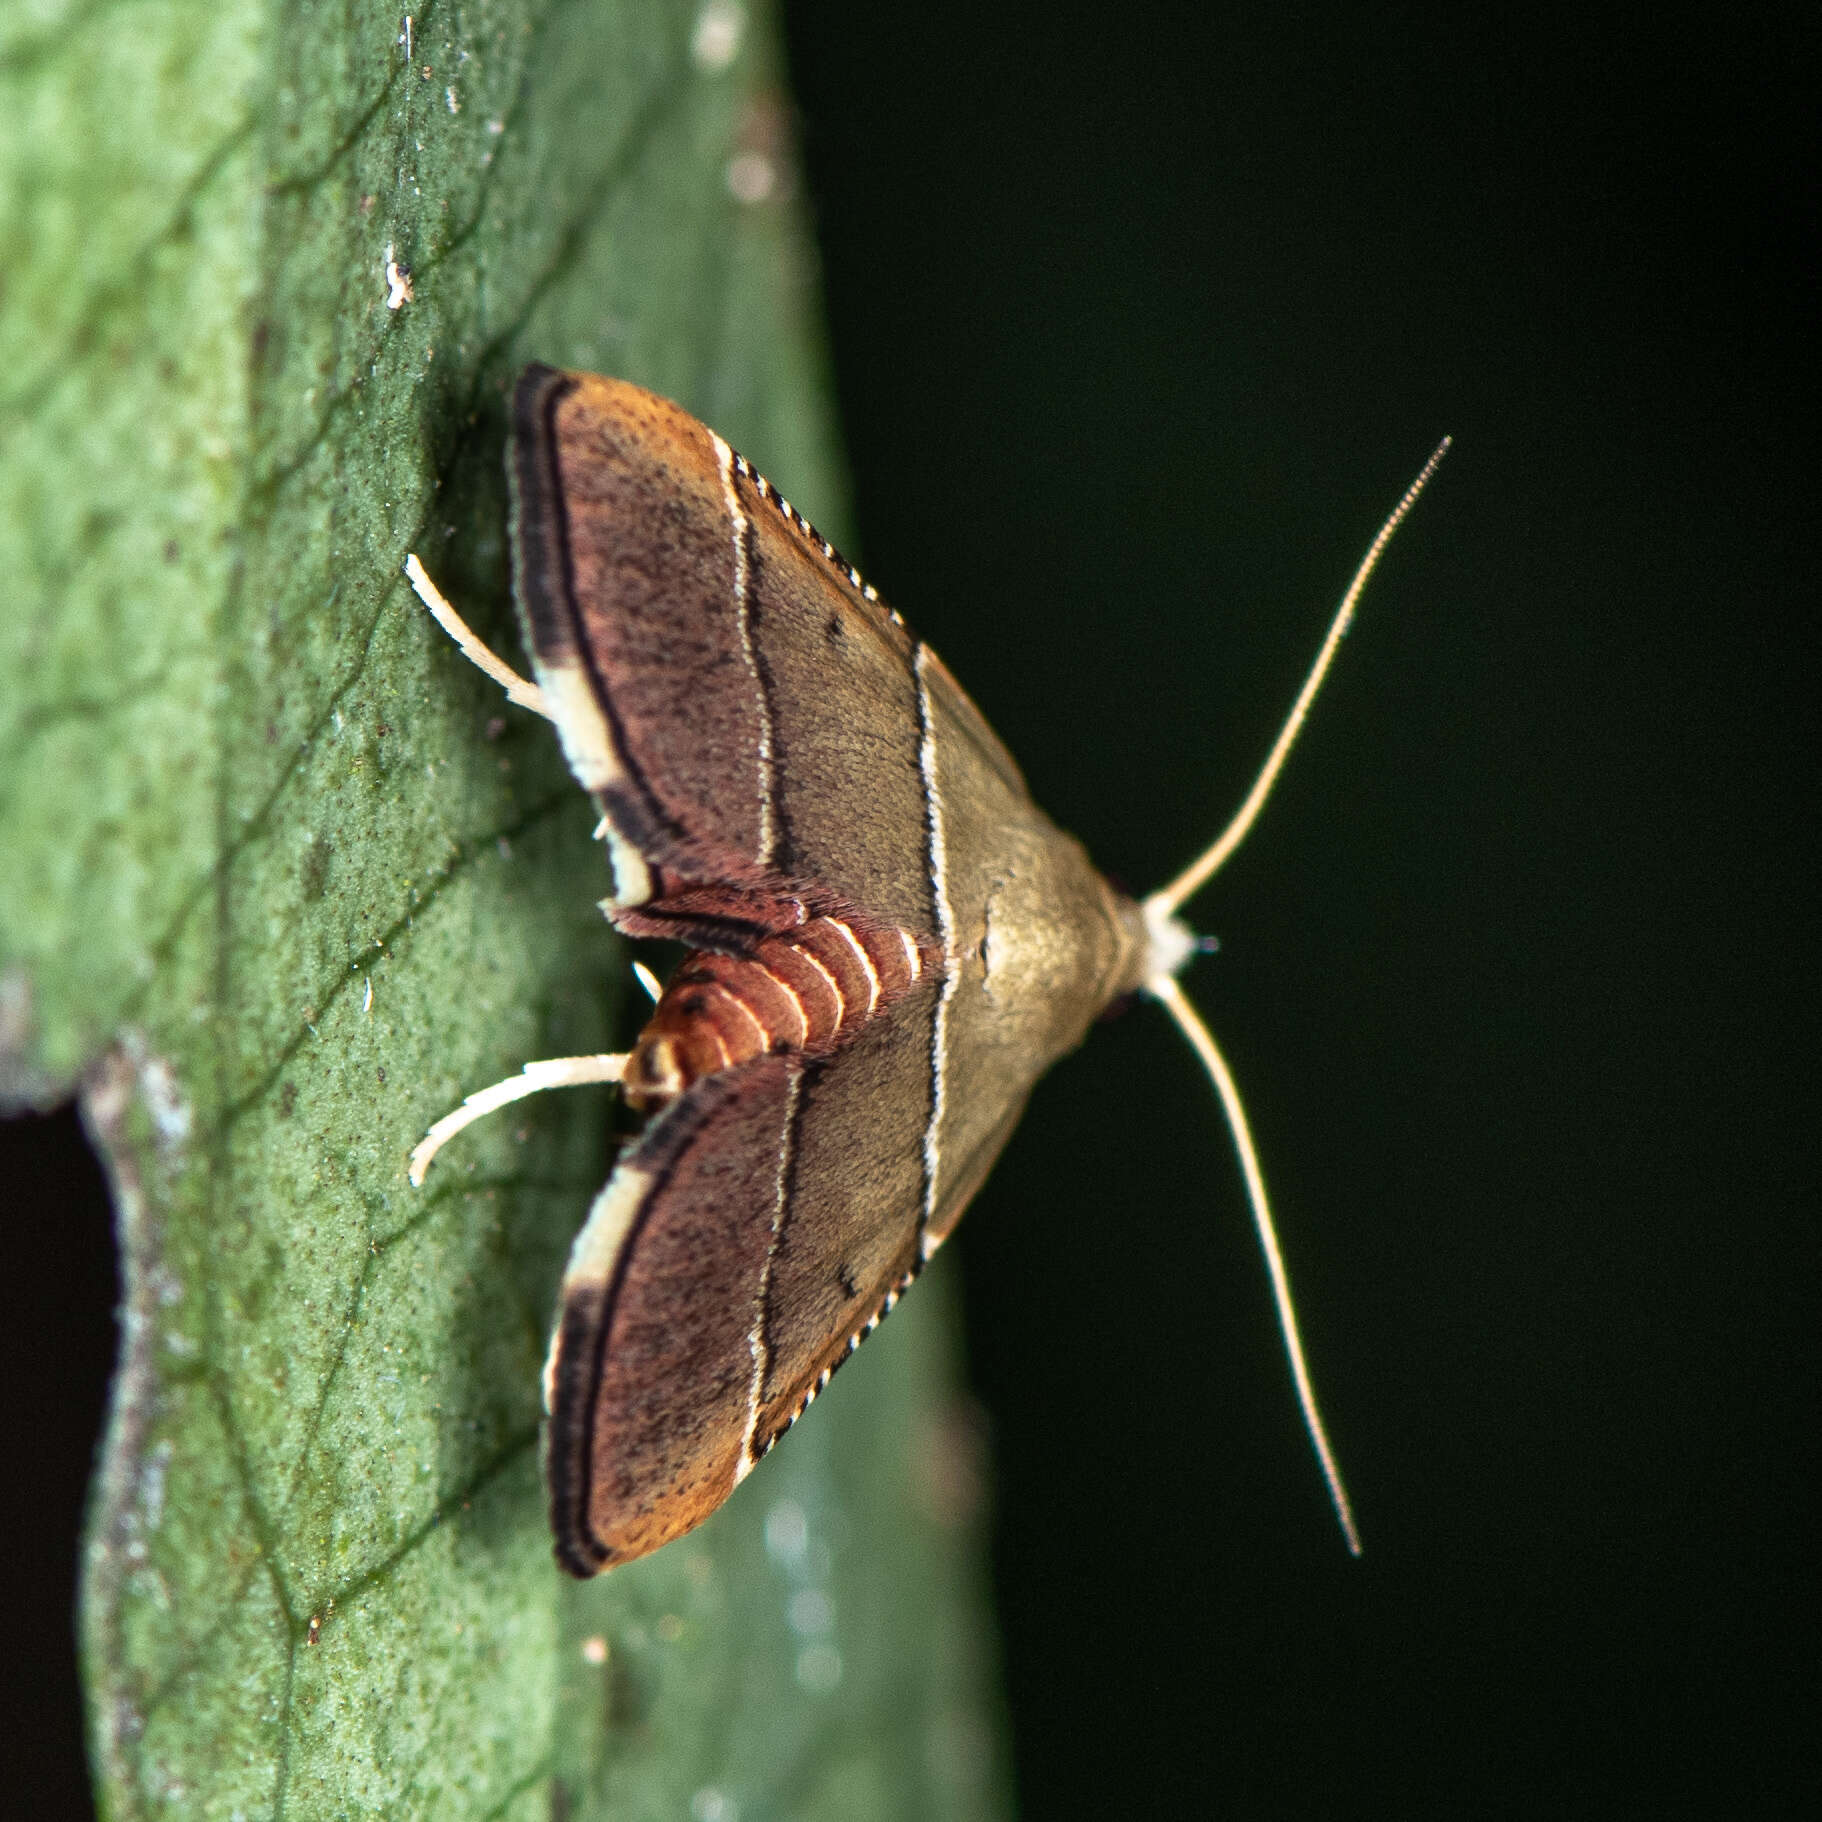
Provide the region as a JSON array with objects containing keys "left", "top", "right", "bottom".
[{"left": 408, "top": 365, "right": 1445, "bottom": 1575}]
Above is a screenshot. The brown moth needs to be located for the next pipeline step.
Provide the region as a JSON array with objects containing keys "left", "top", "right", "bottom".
[{"left": 407, "top": 365, "right": 1445, "bottom": 1575}]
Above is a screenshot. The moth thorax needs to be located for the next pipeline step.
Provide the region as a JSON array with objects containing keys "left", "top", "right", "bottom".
[{"left": 621, "top": 913, "right": 929, "bottom": 1114}]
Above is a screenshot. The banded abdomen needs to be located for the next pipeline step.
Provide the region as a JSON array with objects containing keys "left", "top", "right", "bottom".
[{"left": 622, "top": 912, "right": 934, "bottom": 1112}]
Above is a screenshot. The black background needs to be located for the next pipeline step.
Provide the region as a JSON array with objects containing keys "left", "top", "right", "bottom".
[
  {"left": 780, "top": 2, "right": 1811, "bottom": 1817},
  {"left": 5, "top": 3, "right": 1811, "bottom": 1815}
]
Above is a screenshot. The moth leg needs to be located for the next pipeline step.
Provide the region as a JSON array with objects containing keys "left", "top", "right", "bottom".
[
  {"left": 405, "top": 553, "right": 554, "bottom": 721},
  {"left": 409, "top": 1053, "right": 627, "bottom": 1186}
]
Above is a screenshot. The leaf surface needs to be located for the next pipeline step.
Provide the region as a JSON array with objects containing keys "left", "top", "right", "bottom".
[{"left": 0, "top": 2, "right": 1007, "bottom": 1814}]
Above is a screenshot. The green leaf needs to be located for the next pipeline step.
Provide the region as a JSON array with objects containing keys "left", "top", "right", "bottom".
[{"left": 0, "top": 1, "right": 1009, "bottom": 1814}]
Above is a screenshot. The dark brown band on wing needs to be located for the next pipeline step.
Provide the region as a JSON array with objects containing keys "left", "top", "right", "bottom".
[
  {"left": 544, "top": 1279, "right": 615, "bottom": 1577},
  {"left": 508, "top": 364, "right": 577, "bottom": 659},
  {"left": 546, "top": 1059, "right": 798, "bottom": 1574},
  {"left": 543, "top": 1076, "right": 726, "bottom": 1576},
  {"left": 536, "top": 374, "right": 774, "bottom": 876},
  {"left": 510, "top": 364, "right": 678, "bottom": 859}
]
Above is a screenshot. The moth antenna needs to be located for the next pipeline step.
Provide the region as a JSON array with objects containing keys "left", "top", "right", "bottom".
[
  {"left": 1131, "top": 448, "right": 1449, "bottom": 1552},
  {"left": 1146, "top": 972, "right": 1363, "bottom": 1556},
  {"left": 405, "top": 554, "right": 555, "bottom": 721},
  {"left": 632, "top": 960, "right": 664, "bottom": 1005},
  {"left": 1147, "top": 437, "right": 1450, "bottom": 917},
  {"left": 408, "top": 1053, "right": 627, "bottom": 1186}
]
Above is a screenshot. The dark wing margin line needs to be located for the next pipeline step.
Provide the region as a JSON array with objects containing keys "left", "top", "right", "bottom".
[
  {"left": 508, "top": 364, "right": 583, "bottom": 674},
  {"left": 545, "top": 1083, "right": 724, "bottom": 1575},
  {"left": 510, "top": 363, "right": 673, "bottom": 852}
]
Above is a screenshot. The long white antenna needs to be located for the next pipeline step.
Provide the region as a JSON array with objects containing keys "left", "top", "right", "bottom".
[
  {"left": 1148, "top": 974, "right": 1361, "bottom": 1555},
  {"left": 1138, "top": 440, "right": 1450, "bottom": 1553},
  {"left": 1148, "top": 438, "right": 1450, "bottom": 917}
]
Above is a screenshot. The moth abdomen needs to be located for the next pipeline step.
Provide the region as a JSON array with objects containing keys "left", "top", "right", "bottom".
[{"left": 622, "top": 910, "right": 934, "bottom": 1112}]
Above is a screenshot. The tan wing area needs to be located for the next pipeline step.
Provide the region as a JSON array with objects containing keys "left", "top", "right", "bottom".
[
  {"left": 917, "top": 644, "right": 1147, "bottom": 1238},
  {"left": 734, "top": 464, "right": 934, "bottom": 933},
  {"left": 753, "top": 987, "right": 937, "bottom": 1437},
  {"left": 923, "top": 1084, "right": 1033, "bottom": 1253}
]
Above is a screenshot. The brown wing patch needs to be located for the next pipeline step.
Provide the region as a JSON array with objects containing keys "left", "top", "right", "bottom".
[{"left": 545, "top": 1057, "right": 798, "bottom": 1574}]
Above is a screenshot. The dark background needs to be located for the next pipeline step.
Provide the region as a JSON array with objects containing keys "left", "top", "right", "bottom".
[
  {"left": 781, "top": 2, "right": 1812, "bottom": 1816},
  {"left": 5, "top": 2, "right": 1810, "bottom": 1815}
]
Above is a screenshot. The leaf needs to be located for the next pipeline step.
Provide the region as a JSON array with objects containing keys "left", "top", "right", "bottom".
[{"left": 0, "top": 2, "right": 1009, "bottom": 1815}]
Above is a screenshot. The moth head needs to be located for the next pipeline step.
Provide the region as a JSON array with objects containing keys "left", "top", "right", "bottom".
[{"left": 1139, "top": 892, "right": 1197, "bottom": 982}]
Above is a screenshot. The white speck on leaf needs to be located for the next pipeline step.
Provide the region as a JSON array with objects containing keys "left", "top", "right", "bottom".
[
  {"left": 384, "top": 244, "right": 413, "bottom": 309},
  {"left": 726, "top": 151, "right": 775, "bottom": 204},
  {"left": 690, "top": 0, "right": 744, "bottom": 71}
]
